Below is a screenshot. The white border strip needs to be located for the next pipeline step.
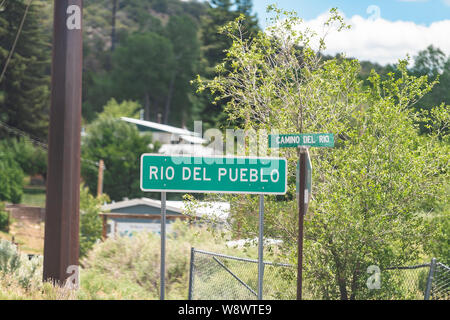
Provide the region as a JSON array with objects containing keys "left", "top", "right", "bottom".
[{"left": 140, "top": 154, "right": 288, "bottom": 195}]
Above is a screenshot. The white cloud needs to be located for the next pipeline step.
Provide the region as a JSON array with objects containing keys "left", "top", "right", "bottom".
[
  {"left": 443, "top": 0, "right": 450, "bottom": 6},
  {"left": 296, "top": 12, "right": 450, "bottom": 65}
]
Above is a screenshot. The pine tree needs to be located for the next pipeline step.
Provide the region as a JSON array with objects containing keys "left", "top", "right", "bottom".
[
  {"left": 197, "top": 0, "right": 259, "bottom": 128},
  {"left": 164, "top": 14, "right": 201, "bottom": 126},
  {"left": 0, "top": 0, "right": 51, "bottom": 140},
  {"left": 110, "top": 32, "right": 175, "bottom": 122},
  {"left": 201, "top": 0, "right": 258, "bottom": 69}
]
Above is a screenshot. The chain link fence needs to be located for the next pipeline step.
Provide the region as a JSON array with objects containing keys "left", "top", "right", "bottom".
[
  {"left": 430, "top": 261, "right": 450, "bottom": 300},
  {"left": 188, "top": 248, "right": 449, "bottom": 300},
  {"left": 383, "top": 258, "right": 449, "bottom": 300},
  {"left": 188, "top": 248, "right": 294, "bottom": 300},
  {"left": 382, "top": 263, "right": 432, "bottom": 300}
]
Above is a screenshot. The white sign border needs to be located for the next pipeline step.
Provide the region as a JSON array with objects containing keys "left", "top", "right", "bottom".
[{"left": 140, "top": 153, "right": 288, "bottom": 195}]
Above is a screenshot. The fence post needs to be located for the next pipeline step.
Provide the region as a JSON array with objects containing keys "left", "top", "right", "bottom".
[
  {"left": 424, "top": 258, "right": 437, "bottom": 300},
  {"left": 6, "top": 210, "right": 10, "bottom": 233},
  {"left": 188, "top": 247, "right": 195, "bottom": 300}
]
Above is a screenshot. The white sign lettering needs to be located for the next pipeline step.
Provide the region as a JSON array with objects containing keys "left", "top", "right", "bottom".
[{"left": 149, "top": 166, "right": 278, "bottom": 184}]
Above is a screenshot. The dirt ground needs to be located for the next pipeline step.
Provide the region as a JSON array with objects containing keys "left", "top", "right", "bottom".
[{"left": 0, "top": 216, "right": 44, "bottom": 255}]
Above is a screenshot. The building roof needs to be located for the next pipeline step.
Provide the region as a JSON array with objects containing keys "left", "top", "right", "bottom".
[
  {"left": 101, "top": 197, "right": 230, "bottom": 220},
  {"left": 157, "top": 143, "right": 217, "bottom": 156},
  {"left": 102, "top": 197, "right": 182, "bottom": 214},
  {"left": 120, "top": 117, "right": 195, "bottom": 136},
  {"left": 179, "top": 134, "right": 207, "bottom": 144}
]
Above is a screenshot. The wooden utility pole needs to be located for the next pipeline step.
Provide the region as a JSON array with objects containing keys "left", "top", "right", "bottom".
[
  {"left": 297, "top": 146, "right": 307, "bottom": 300},
  {"left": 43, "top": 0, "right": 83, "bottom": 286},
  {"left": 269, "top": 133, "right": 334, "bottom": 300},
  {"left": 97, "top": 159, "right": 104, "bottom": 197}
]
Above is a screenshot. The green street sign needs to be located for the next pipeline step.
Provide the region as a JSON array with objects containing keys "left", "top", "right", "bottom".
[
  {"left": 269, "top": 133, "right": 334, "bottom": 148},
  {"left": 140, "top": 154, "right": 287, "bottom": 195}
]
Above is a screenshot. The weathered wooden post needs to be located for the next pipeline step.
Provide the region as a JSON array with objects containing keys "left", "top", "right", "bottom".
[
  {"left": 97, "top": 159, "right": 105, "bottom": 197},
  {"left": 43, "top": 0, "right": 83, "bottom": 287},
  {"left": 269, "top": 133, "right": 334, "bottom": 300}
]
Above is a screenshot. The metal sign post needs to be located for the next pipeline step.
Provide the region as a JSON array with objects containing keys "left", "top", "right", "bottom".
[
  {"left": 140, "top": 154, "right": 288, "bottom": 300},
  {"left": 258, "top": 194, "right": 264, "bottom": 300},
  {"left": 160, "top": 192, "right": 167, "bottom": 300},
  {"left": 43, "top": 0, "right": 83, "bottom": 286},
  {"left": 297, "top": 147, "right": 307, "bottom": 300}
]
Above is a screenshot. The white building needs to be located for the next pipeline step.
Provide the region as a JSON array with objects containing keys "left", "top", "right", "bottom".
[
  {"left": 120, "top": 117, "right": 200, "bottom": 144},
  {"left": 120, "top": 117, "right": 223, "bottom": 156}
]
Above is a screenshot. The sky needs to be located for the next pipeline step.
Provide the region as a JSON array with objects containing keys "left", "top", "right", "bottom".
[{"left": 250, "top": 0, "right": 450, "bottom": 65}]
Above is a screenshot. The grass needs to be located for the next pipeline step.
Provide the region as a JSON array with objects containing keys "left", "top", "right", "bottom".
[
  {"left": 21, "top": 185, "right": 46, "bottom": 208},
  {"left": 0, "top": 221, "right": 438, "bottom": 300},
  {"left": 0, "top": 218, "right": 44, "bottom": 255},
  {"left": 10, "top": 219, "right": 44, "bottom": 255},
  {"left": 0, "top": 220, "right": 264, "bottom": 300},
  {"left": 0, "top": 177, "right": 47, "bottom": 254},
  {"left": 78, "top": 220, "right": 260, "bottom": 300}
]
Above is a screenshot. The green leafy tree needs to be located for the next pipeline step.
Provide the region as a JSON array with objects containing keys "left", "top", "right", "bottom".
[
  {"left": 0, "top": 148, "right": 24, "bottom": 204},
  {"left": 0, "top": 0, "right": 50, "bottom": 139},
  {"left": 201, "top": 0, "right": 258, "bottom": 68},
  {"left": 427, "top": 198, "right": 450, "bottom": 266},
  {"left": 79, "top": 0, "right": 261, "bottom": 127},
  {"left": 97, "top": 98, "right": 141, "bottom": 120},
  {"left": 0, "top": 138, "right": 47, "bottom": 180},
  {"left": 81, "top": 0, "right": 208, "bottom": 123},
  {"left": 412, "top": 45, "right": 447, "bottom": 77},
  {"left": 110, "top": 32, "right": 175, "bottom": 122},
  {"left": 411, "top": 46, "right": 450, "bottom": 133},
  {"left": 164, "top": 15, "right": 201, "bottom": 126},
  {"left": 81, "top": 116, "right": 155, "bottom": 201},
  {"left": 197, "top": 0, "right": 259, "bottom": 129},
  {"left": 79, "top": 185, "right": 110, "bottom": 258},
  {"left": 0, "top": 202, "right": 9, "bottom": 232},
  {"left": 196, "top": 7, "right": 449, "bottom": 299}
]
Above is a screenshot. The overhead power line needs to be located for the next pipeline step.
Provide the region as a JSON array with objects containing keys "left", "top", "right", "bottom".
[
  {"left": 0, "top": 119, "right": 47, "bottom": 150},
  {"left": 0, "top": 120, "right": 101, "bottom": 171},
  {"left": 0, "top": 0, "right": 33, "bottom": 84},
  {"left": 0, "top": 1, "right": 8, "bottom": 11}
]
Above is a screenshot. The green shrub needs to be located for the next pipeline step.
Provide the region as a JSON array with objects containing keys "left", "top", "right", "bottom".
[
  {"left": 0, "top": 239, "right": 53, "bottom": 297},
  {"left": 78, "top": 269, "right": 154, "bottom": 300},
  {"left": 0, "top": 148, "right": 24, "bottom": 204},
  {"left": 0, "top": 240, "right": 44, "bottom": 288},
  {"left": 0, "top": 202, "right": 9, "bottom": 232},
  {"left": 79, "top": 185, "right": 110, "bottom": 258},
  {"left": 81, "top": 220, "right": 258, "bottom": 299},
  {"left": 0, "top": 240, "right": 21, "bottom": 274},
  {"left": 0, "top": 138, "right": 47, "bottom": 178}
]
